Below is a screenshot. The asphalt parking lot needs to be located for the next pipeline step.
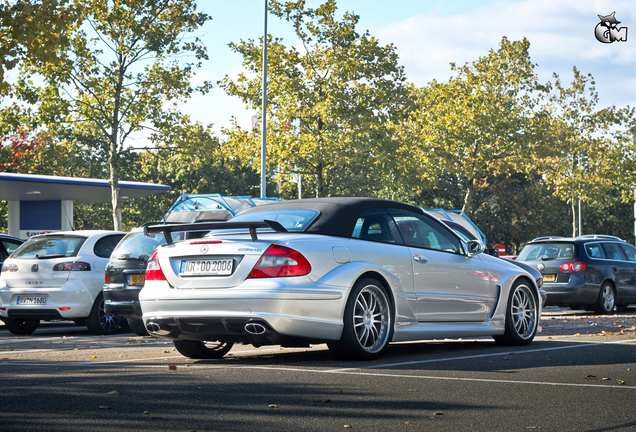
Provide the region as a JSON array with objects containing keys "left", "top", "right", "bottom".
[{"left": 1, "top": 308, "right": 635, "bottom": 432}]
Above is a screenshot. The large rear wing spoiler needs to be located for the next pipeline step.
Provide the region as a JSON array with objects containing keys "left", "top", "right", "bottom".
[{"left": 143, "top": 220, "right": 288, "bottom": 245}]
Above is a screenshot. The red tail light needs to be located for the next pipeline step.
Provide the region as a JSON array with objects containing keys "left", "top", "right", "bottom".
[
  {"left": 53, "top": 262, "right": 91, "bottom": 271},
  {"left": 2, "top": 264, "right": 18, "bottom": 272},
  {"left": 145, "top": 248, "right": 167, "bottom": 281},
  {"left": 560, "top": 262, "right": 587, "bottom": 272},
  {"left": 105, "top": 273, "right": 110, "bottom": 284},
  {"left": 248, "top": 244, "right": 311, "bottom": 278}
]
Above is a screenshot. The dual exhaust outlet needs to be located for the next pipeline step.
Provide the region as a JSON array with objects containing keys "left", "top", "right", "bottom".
[{"left": 146, "top": 321, "right": 268, "bottom": 336}]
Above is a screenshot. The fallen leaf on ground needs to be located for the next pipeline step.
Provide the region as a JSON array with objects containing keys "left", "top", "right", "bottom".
[
  {"left": 602, "top": 377, "right": 611, "bottom": 381},
  {"left": 433, "top": 412, "right": 444, "bottom": 416},
  {"left": 168, "top": 365, "right": 177, "bottom": 370},
  {"left": 107, "top": 390, "right": 120, "bottom": 396},
  {"left": 98, "top": 406, "right": 111, "bottom": 410},
  {"left": 269, "top": 404, "right": 278, "bottom": 408},
  {"left": 321, "top": 399, "right": 332, "bottom": 403},
  {"left": 584, "top": 375, "right": 597, "bottom": 379},
  {"left": 616, "top": 379, "right": 626, "bottom": 385}
]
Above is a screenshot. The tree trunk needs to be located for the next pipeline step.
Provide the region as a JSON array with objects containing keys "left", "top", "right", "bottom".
[
  {"left": 571, "top": 201, "right": 577, "bottom": 238},
  {"left": 315, "top": 162, "right": 324, "bottom": 198},
  {"left": 461, "top": 178, "right": 475, "bottom": 216},
  {"left": 109, "top": 134, "right": 122, "bottom": 231}
]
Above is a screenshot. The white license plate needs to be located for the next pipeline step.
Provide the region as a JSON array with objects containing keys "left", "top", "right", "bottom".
[
  {"left": 17, "top": 296, "right": 47, "bottom": 305},
  {"left": 180, "top": 259, "right": 233, "bottom": 276}
]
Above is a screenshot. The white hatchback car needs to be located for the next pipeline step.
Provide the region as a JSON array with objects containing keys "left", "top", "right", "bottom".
[{"left": 0, "top": 230, "right": 125, "bottom": 335}]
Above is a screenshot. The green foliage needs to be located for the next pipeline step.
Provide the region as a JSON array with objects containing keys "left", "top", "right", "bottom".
[
  {"left": 14, "top": 0, "right": 212, "bottom": 230},
  {"left": 400, "top": 37, "right": 552, "bottom": 216},
  {"left": 0, "top": 0, "right": 83, "bottom": 93},
  {"left": 219, "top": 0, "right": 411, "bottom": 197}
]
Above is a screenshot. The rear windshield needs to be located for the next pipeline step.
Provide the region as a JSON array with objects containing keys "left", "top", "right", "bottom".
[
  {"left": 228, "top": 209, "right": 320, "bottom": 232},
  {"left": 111, "top": 231, "right": 167, "bottom": 260},
  {"left": 11, "top": 236, "right": 86, "bottom": 259},
  {"left": 517, "top": 242, "right": 577, "bottom": 261}
]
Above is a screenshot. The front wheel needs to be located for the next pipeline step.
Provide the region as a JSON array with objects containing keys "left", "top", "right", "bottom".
[
  {"left": 3, "top": 317, "right": 40, "bottom": 335},
  {"left": 173, "top": 340, "right": 234, "bottom": 359},
  {"left": 85, "top": 293, "right": 121, "bottom": 335},
  {"left": 494, "top": 279, "right": 538, "bottom": 346},
  {"left": 593, "top": 282, "right": 615, "bottom": 315},
  {"left": 328, "top": 277, "right": 393, "bottom": 360}
]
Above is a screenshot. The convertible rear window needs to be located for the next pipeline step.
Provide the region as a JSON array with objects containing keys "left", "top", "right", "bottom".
[
  {"left": 229, "top": 209, "right": 320, "bottom": 232},
  {"left": 11, "top": 236, "right": 86, "bottom": 259},
  {"left": 517, "top": 242, "right": 577, "bottom": 261}
]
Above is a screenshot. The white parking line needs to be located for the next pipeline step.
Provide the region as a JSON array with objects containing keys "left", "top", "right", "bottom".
[{"left": 330, "top": 338, "right": 636, "bottom": 372}]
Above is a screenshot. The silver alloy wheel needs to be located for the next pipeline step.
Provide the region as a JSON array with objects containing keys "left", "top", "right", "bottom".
[
  {"left": 97, "top": 298, "right": 120, "bottom": 333},
  {"left": 601, "top": 284, "right": 615, "bottom": 312},
  {"left": 511, "top": 283, "right": 537, "bottom": 340},
  {"left": 353, "top": 285, "right": 390, "bottom": 353}
]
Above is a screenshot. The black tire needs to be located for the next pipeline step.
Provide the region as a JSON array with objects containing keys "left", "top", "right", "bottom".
[
  {"left": 173, "top": 340, "right": 234, "bottom": 359},
  {"left": 127, "top": 317, "right": 149, "bottom": 336},
  {"left": 3, "top": 317, "right": 40, "bottom": 335},
  {"left": 593, "top": 282, "right": 615, "bottom": 315},
  {"left": 327, "top": 277, "right": 393, "bottom": 360},
  {"left": 493, "top": 279, "right": 538, "bottom": 346},
  {"left": 85, "top": 293, "right": 121, "bottom": 335}
]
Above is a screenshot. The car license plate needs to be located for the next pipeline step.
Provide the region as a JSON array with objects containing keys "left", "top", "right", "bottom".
[
  {"left": 17, "top": 296, "right": 47, "bottom": 305},
  {"left": 543, "top": 274, "right": 556, "bottom": 282},
  {"left": 180, "top": 259, "right": 233, "bottom": 276},
  {"left": 128, "top": 274, "right": 145, "bottom": 285}
]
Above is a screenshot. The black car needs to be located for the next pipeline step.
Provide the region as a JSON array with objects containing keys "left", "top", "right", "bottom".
[
  {"left": 103, "top": 226, "right": 167, "bottom": 335},
  {"left": 516, "top": 235, "right": 636, "bottom": 314},
  {"left": 0, "top": 234, "right": 25, "bottom": 270}
]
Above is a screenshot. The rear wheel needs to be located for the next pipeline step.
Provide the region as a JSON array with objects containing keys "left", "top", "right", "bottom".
[
  {"left": 127, "top": 317, "right": 149, "bottom": 336},
  {"left": 85, "top": 293, "right": 121, "bottom": 335},
  {"left": 173, "top": 340, "right": 234, "bottom": 359},
  {"left": 494, "top": 279, "right": 538, "bottom": 346},
  {"left": 328, "top": 277, "right": 393, "bottom": 360},
  {"left": 3, "top": 317, "right": 39, "bottom": 335},
  {"left": 594, "top": 282, "right": 615, "bottom": 315}
]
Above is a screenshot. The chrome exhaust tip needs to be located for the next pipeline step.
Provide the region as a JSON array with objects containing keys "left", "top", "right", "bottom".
[
  {"left": 245, "top": 322, "right": 267, "bottom": 335},
  {"left": 146, "top": 322, "right": 170, "bottom": 335}
]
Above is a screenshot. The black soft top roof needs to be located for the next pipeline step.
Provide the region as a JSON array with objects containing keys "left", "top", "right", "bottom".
[{"left": 236, "top": 197, "right": 424, "bottom": 238}]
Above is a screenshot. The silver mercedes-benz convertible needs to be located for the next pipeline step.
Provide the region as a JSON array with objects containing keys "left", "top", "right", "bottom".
[{"left": 139, "top": 197, "right": 542, "bottom": 360}]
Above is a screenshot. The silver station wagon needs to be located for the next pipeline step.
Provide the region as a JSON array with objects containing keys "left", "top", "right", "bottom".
[{"left": 139, "top": 198, "right": 542, "bottom": 360}]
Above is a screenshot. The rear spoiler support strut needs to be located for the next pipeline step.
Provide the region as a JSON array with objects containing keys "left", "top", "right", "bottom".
[{"left": 143, "top": 220, "right": 288, "bottom": 245}]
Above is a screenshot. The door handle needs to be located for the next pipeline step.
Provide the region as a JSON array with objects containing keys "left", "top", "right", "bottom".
[{"left": 413, "top": 254, "right": 429, "bottom": 264}]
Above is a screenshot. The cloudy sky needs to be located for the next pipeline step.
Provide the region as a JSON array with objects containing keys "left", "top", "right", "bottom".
[{"left": 172, "top": 0, "right": 635, "bottom": 137}]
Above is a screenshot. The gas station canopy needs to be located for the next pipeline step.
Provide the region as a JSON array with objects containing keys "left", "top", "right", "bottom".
[
  {"left": 0, "top": 173, "right": 170, "bottom": 238},
  {"left": 0, "top": 172, "right": 170, "bottom": 203}
]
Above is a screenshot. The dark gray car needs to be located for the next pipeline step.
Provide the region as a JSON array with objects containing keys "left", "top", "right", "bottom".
[{"left": 516, "top": 235, "right": 636, "bottom": 314}]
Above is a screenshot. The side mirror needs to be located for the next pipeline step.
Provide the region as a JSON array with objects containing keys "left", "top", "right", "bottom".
[{"left": 467, "top": 240, "right": 485, "bottom": 257}]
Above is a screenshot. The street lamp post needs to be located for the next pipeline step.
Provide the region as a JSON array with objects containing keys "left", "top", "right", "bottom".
[{"left": 260, "top": 0, "right": 268, "bottom": 198}]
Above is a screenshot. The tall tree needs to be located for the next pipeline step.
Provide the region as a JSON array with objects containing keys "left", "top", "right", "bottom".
[
  {"left": 543, "top": 68, "right": 635, "bottom": 236},
  {"left": 399, "top": 37, "right": 551, "bottom": 216},
  {"left": 220, "top": 0, "right": 410, "bottom": 198},
  {"left": 15, "top": 0, "right": 211, "bottom": 230}
]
